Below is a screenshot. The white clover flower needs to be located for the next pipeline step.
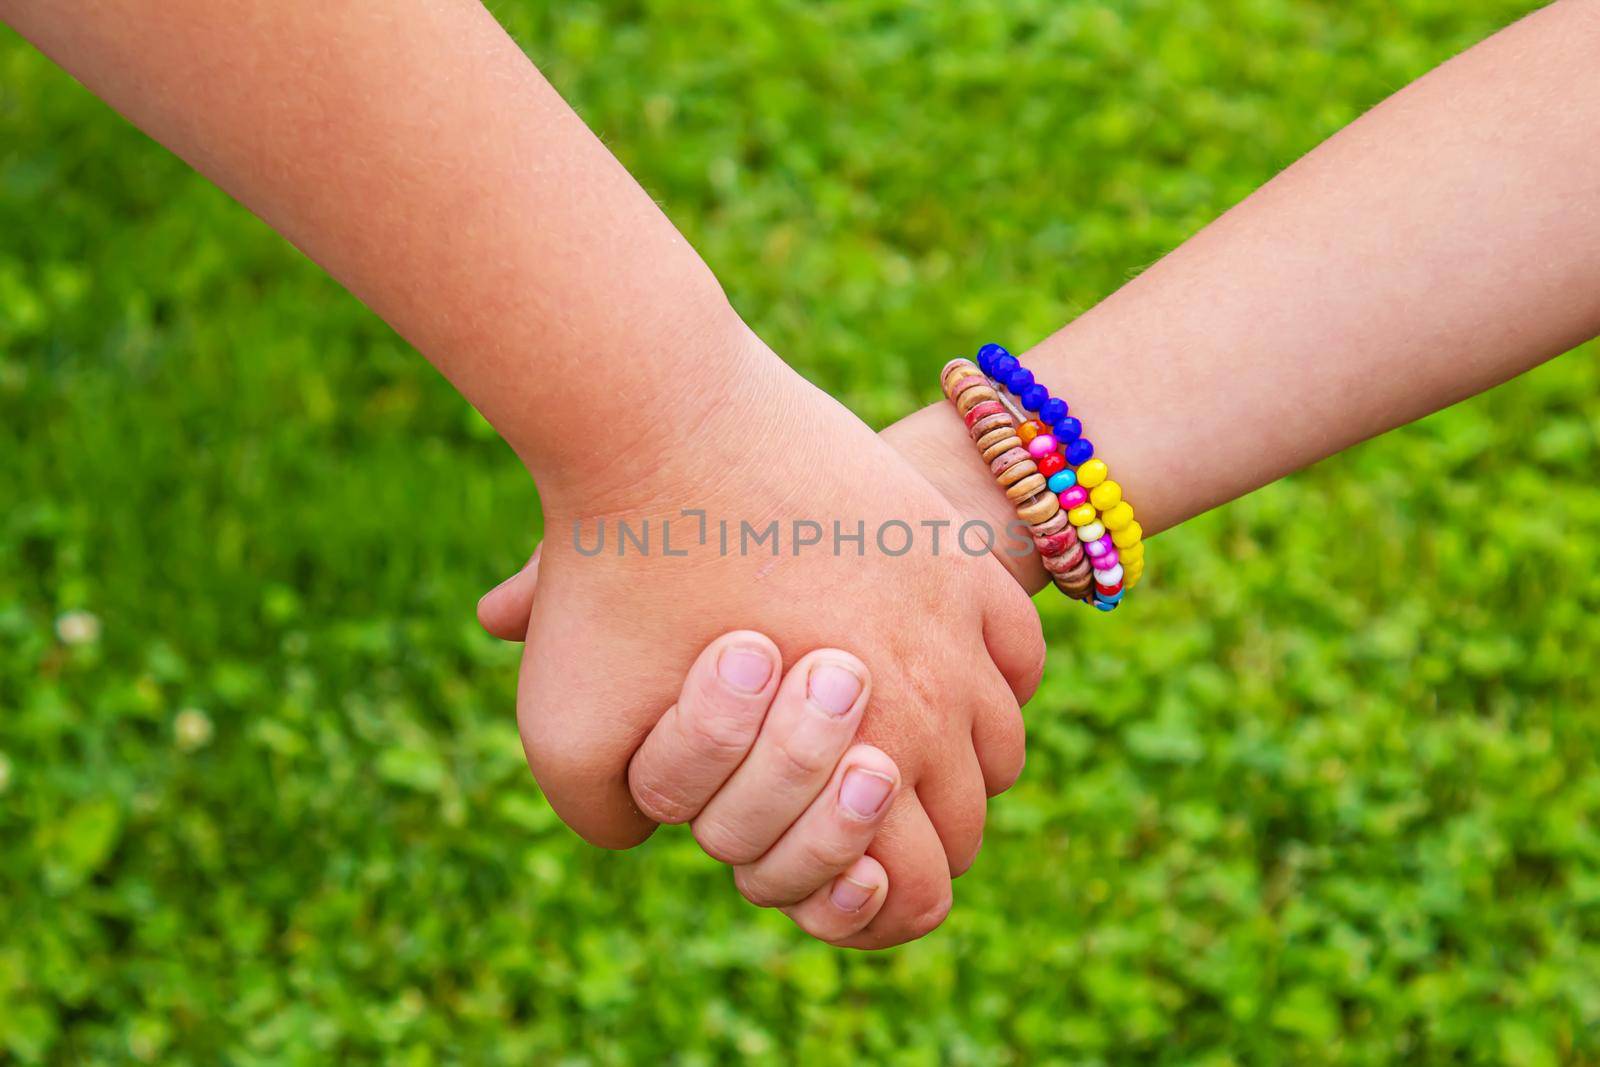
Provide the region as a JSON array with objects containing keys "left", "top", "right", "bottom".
[
  {"left": 174, "top": 708, "right": 214, "bottom": 752},
  {"left": 56, "top": 610, "right": 102, "bottom": 646}
]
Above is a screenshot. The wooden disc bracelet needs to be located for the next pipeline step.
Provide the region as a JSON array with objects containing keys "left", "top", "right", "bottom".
[{"left": 942, "top": 344, "right": 1146, "bottom": 610}]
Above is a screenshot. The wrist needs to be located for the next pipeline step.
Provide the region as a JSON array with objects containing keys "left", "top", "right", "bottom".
[
  {"left": 511, "top": 298, "right": 784, "bottom": 522},
  {"left": 881, "top": 401, "right": 1050, "bottom": 595}
]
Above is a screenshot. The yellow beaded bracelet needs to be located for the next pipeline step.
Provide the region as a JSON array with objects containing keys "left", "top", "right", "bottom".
[{"left": 961, "top": 343, "right": 1148, "bottom": 608}]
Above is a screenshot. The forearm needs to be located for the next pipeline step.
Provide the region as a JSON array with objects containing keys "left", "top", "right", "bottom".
[
  {"left": 896, "top": 0, "right": 1600, "bottom": 592},
  {"left": 3, "top": 0, "right": 746, "bottom": 507}
]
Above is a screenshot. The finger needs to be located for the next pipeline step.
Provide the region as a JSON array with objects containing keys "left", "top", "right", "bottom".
[
  {"left": 914, "top": 752, "right": 989, "bottom": 877},
  {"left": 627, "top": 631, "right": 782, "bottom": 825},
  {"left": 832, "top": 791, "right": 954, "bottom": 950},
  {"left": 982, "top": 577, "right": 1046, "bottom": 704},
  {"left": 731, "top": 744, "right": 899, "bottom": 907},
  {"left": 971, "top": 675, "right": 1027, "bottom": 797},
  {"left": 692, "top": 650, "right": 871, "bottom": 865},
  {"left": 780, "top": 855, "right": 889, "bottom": 944},
  {"left": 477, "top": 542, "right": 541, "bottom": 641},
  {"left": 521, "top": 605, "right": 710, "bottom": 849}
]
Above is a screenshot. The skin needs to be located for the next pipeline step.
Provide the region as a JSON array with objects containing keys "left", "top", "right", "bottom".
[
  {"left": 627, "top": 631, "right": 903, "bottom": 942},
  {"left": 8, "top": 0, "right": 1598, "bottom": 948},
  {"left": 892, "top": 0, "right": 1600, "bottom": 592},
  {"left": 514, "top": 370, "right": 1041, "bottom": 948},
  {"left": 2, "top": 0, "right": 1043, "bottom": 948},
  {"left": 482, "top": 0, "right": 1600, "bottom": 938}
]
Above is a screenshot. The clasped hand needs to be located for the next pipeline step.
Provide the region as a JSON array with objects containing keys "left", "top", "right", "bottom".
[{"left": 479, "top": 338, "right": 1044, "bottom": 949}]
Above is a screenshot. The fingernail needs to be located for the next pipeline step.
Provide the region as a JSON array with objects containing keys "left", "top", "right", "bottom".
[
  {"left": 839, "top": 768, "right": 894, "bottom": 819},
  {"left": 807, "top": 662, "right": 862, "bottom": 716},
  {"left": 717, "top": 644, "right": 773, "bottom": 694},
  {"left": 830, "top": 875, "right": 877, "bottom": 913}
]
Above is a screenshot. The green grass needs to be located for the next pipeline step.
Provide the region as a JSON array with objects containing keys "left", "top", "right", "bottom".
[{"left": 4, "top": 0, "right": 1600, "bottom": 1062}]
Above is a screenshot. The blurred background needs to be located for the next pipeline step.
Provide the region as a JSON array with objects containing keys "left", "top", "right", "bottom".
[{"left": 3, "top": 0, "right": 1599, "bottom": 1062}]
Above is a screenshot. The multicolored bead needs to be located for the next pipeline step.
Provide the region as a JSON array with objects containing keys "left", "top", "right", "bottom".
[
  {"left": 1089, "top": 480, "right": 1122, "bottom": 511},
  {"left": 1034, "top": 529, "right": 1077, "bottom": 556},
  {"left": 989, "top": 447, "right": 1032, "bottom": 476},
  {"left": 948, "top": 347, "right": 1147, "bottom": 611},
  {"left": 1101, "top": 501, "right": 1135, "bottom": 531},
  {"left": 1030, "top": 510, "right": 1070, "bottom": 536},
  {"left": 969, "top": 412, "right": 1014, "bottom": 439},
  {"left": 1093, "top": 563, "right": 1125, "bottom": 586},
  {"left": 1015, "top": 491, "right": 1060, "bottom": 526},
  {"left": 1005, "top": 473, "right": 1048, "bottom": 502},
  {"left": 1075, "top": 459, "right": 1108, "bottom": 489},
  {"left": 1067, "top": 503, "right": 1098, "bottom": 527},
  {"left": 963, "top": 400, "right": 1006, "bottom": 430},
  {"left": 996, "top": 458, "right": 1039, "bottom": 489},
  {"left": 954, "top": 383, "right": 999, "bottom": 415},
  {"left": 976, "top": 343, "right": 1009, "bottom": 375}
]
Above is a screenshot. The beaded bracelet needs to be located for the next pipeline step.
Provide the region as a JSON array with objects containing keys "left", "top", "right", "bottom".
[
  {"left": 941, "top": 344, "right": 1146, "bottom": 610},
  {"left": 979, "top": 342, "right": 1146, "bottom": 604},
  {"left": 941, "top": 358, "right": 1096, "bottom": 602}
]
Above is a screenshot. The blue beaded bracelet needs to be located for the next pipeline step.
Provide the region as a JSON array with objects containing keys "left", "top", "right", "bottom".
[
  {"left": 973, "top": 342, "right": 1145, "bottom": 606},
  {"left": 977, "top": 342, "right": 1093, "bottom": 464}
]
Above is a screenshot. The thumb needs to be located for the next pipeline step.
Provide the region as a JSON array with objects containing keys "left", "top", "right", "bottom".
[{"left": 476, "top": 542, "right": 541, "bottom": 641}]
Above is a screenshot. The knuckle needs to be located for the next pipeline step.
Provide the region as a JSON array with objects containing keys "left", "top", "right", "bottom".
[
  {"left": 629, "top": 773, "right": 695, "bottom": 825},
  {"left": 794, "top": 915, "right": 842, "bottom": 943},
  {"left": 991, "top": 715, "right": 1028, "bottom": 796},
  {"left": 733, "top": 867, "right": 785, "bottom": 909},
  {"left": 801, "top": 833, "right": 861, "bottom": 874},
  {"left": 977, "top": 694, "right": 1027, "bottom": 797},
  {"left": 990, "top": 747, "right": 1025, "bottom": 796},
  {"left": 942, "top": 817, "right": 985, "bottom": 878},
  {"left": 948, "top": 836, "right": 981, "bottom": 878},
  {"left": 1019, "top": 631, "right": 1047, "bottom": 701},
  {"left": 683, "top": 704, "right": 760, "bottom": 762},
  {"left": 804, "top": 912, "right": 863, "bottom": 946},
  {"left": 905, "top": 885, "right": 954, "bottom": 939},
  {"left": 769, "top": 732, "right": 833, "bottom": 784},
  {"left": 691, "top": 818, "right": 765, "bottom": 866}
]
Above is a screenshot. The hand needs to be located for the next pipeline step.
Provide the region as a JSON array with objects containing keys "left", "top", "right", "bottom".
[
  {"left": 621, "top": 629, "right": 905, "bottom": 943},
  {"left": 486, "top": 568, "right": 909, "bottom": 944},
  {"left": 482, "top": 331, "right": 1043, "bottom": 949}
]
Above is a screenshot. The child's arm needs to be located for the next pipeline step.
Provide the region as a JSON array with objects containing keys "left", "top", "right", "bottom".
[
  {"left": 0, "top": 0, "right": 733, "bottom": 513},
  {"left": 889, "top": 0, "right": 1600, "bottom": 589},
  {"left": 481, "top": 1, "right": 1600, "bottom": 618},
  {"left": 3, "top": 0, "right": 1043, "bottom": 949}
]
